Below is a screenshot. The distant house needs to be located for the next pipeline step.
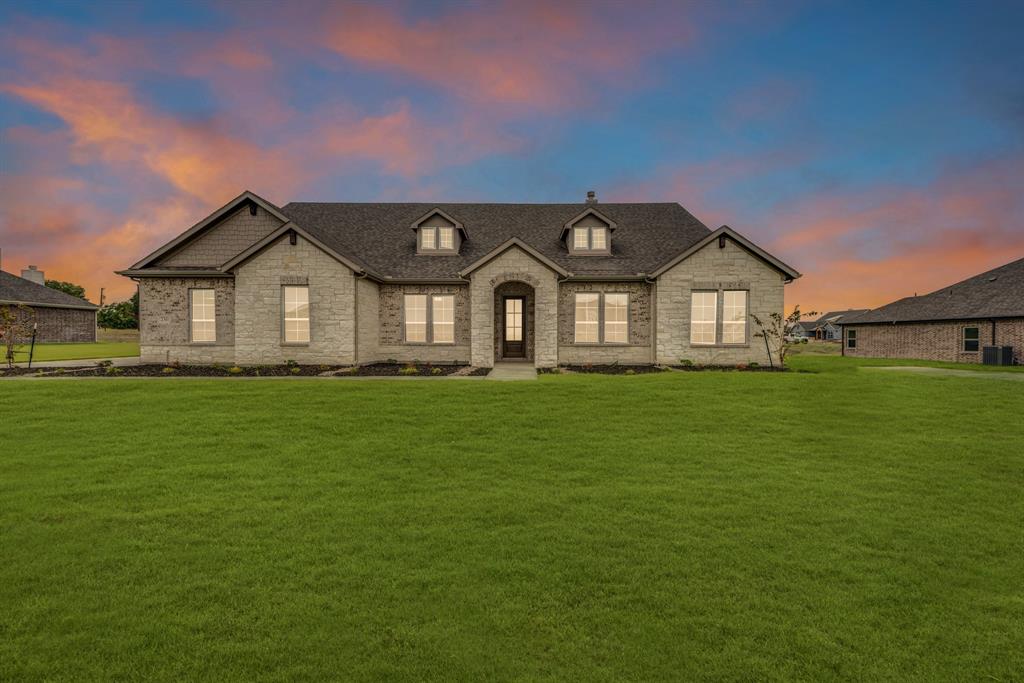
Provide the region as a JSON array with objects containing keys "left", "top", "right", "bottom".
[
  {"left": 792, "top": 310, "right": 868, "bottom": 341},
  {"left": 0, "top": 265, "right": 98, "bottom": 342},
  {"left": 842, "top": 256, "right": 1024, "bottom": 364}
]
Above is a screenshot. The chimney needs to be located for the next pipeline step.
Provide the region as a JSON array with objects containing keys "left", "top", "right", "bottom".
[
  {"left": 585, "top": 190, "right": 597, "bottom": 204},
  {"left": 21, "top": 265, "right": 45, "bottom": 285}
]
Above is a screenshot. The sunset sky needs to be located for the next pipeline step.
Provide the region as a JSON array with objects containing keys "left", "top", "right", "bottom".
[{"left": 1, "top": 0, "right": 1023, "bottom": 311}]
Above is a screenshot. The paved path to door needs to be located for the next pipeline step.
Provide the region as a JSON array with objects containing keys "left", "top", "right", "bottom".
[
  {"left": 13, "top": 356, "right": 141, "bottom": 369},
  {"left": 487, "top": 362, "right": 538, "bottom": 381},
  {"left": 865, "top": 366, "right": 1024, "bottom": 382}
]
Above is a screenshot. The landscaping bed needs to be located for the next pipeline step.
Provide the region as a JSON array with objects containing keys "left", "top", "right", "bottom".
[
  {"left": 0, "top": 363, "right": 489, "bottom": 378},
  {"left": 542, "top": 363, "right": 784, "bottom": 374}
]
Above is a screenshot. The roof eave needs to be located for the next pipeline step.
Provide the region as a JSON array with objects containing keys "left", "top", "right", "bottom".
[{"left": 650, "top": 226, "right": 802, "bottom": 280}]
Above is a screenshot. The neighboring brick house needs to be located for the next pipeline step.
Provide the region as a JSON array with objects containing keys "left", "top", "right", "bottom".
[
  {"left": 841, "top": 256, "right": 1024, "bottom": 364},
  {"left": 117, "top": 191, "right": 800, "bottom": 367},
  {"left": 0, "top": 266, "right": 98, "bottom": 342}
]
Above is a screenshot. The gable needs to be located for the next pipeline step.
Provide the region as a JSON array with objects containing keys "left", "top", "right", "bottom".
[
  {"left": 572, "top": 213, "right": 610, "bottom": 229},
  {"left": 158, "top": 204, "right": 285, "bottom": 268}
]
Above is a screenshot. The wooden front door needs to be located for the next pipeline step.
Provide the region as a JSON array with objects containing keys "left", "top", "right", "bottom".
[{"left": 502, "top": 296, "right": 525, "bottom": 358}]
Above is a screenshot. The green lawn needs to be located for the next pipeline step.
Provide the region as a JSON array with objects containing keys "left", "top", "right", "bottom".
[
  {"left": 2, "top": 357, "right": 1022, "bottom": 680},
  {"left": 9, "top": 341, "right": 139, "bottom": 363}
]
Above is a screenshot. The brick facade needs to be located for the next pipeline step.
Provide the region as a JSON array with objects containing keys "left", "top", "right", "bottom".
[
  {"left": 376, "top": 283, "right": 472, "bottom": 363},
  {"left": 558, "top": 281, "right": 652, "bottom": 365},
  {"left": 139, "top": 277, "right": 235, "bottom": 364},
  {"left": 28, "top": 306, "right": 96, "bottom": 343},
  {"left": 843, "top": 319, "right": 1024, "bottom": 364}
]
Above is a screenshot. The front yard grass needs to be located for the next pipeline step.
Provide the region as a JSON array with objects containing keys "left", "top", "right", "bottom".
[
  {"left": 1, "top": 356, "right": 1021, "bottom": 680},
  {"left": 9, "top": 340, "right": 139, "bottom": 363}
]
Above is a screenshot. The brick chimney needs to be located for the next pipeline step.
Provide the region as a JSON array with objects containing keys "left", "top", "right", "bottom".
[
  {"left": 21, "top": 265, "right": 45, "bottom": 285},
  {"left": 585, "top": 190, "right": 597, "bottom": 204}
]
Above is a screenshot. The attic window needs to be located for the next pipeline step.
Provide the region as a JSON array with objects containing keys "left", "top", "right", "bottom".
[{"left": 571, "top": 226, "right": 609, "bottom": 254}]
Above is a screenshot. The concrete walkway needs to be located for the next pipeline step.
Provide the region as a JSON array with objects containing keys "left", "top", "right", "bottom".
[
  {"left": 866, "top": 366, "right": 1024, "bottom": 382},
  {"left": 13, "top": 356, "right": 141, "bottom": 369},
  {"left": 486, "top": 362, "right": 538, "bottom": 381}
]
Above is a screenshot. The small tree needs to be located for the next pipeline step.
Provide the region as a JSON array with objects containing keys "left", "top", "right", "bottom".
[
  {"left": 98, "top": 298, "right": 138, "bottom": 329},
  {"left": 0, "top": 304, "right": 37, "bottom": 368},
  {"left": 751, "top": 305, "right": 817, "bottom": 369},
  {"left": 45, "top": 279, "right": 87, "bottom": 300}
]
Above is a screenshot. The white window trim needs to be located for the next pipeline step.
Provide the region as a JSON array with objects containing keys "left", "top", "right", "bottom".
[
  {"left": 722, "top": 290, "right": 748, "bottom": 346},
  {"left": 690, "top": 291, "right": 718, "bottom": 346}
]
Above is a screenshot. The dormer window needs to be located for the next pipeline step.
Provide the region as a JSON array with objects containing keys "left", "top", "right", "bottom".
[
  {"left": 412, "top": 208, "right": 465, "bottom": 255},
  {"left": 563, "top": 208, "right": 615, "bottom": 255}
]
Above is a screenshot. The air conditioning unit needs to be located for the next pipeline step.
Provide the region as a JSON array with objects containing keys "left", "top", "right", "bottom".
[{"left": 982, "top": 346, "right": 1014, "bottom": 366}]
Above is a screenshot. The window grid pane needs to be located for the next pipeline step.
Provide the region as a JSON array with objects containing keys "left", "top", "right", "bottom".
[
  {"left": 575, "top": 293, "right": 600, "bottom": 343},
  {"left": 573, "top": 227, "right": 589, "bottom": 249},
  {"left": 506, "top": 298, "right": 523, "bottom": 341},
  {"left": 432, "top": 295, "right": 454, "bottom": 344},
  {"left": 191, "top": 289, "right": 216, "bottom": 342},
  {"left": 438, "top": 227, "right": 454, "bottom": 250},
  {"left": 722, "top": 290, "right": 747, "bottom": 344},
  {"left": 604, "top": 293, "right": 627, "bottom": 343},
  {"left": 421, "top": 227, "right": 436, "bottom": 250},
  {"left": 405, "top": 294, "right": 427, "bottom": 342},
  {"left": 283, "top": 286, "right": 310, "bottom": 343},
  {"left": 690, "top": 291, "right": 717, "bottom": 345},
  {"left": 591, "top": 228, "right": 607, "bottom": 250}
]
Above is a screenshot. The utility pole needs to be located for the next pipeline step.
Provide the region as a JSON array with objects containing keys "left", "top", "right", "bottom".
[{"left": 100, "top": 287, "right": 105, "bottom": 306}]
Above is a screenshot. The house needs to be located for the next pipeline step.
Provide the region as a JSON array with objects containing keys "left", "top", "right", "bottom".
[
  {"left": 116, "top": 191, "right": 801, "bottom": 368},
  {"left": 841, "top": 256, "right": 1024, "bottom": 364},
  {"left": 0, "top": 264, "right": 98, "bottom": 342},
  {"left": 793, "top": 310, "right": 869, "bottom": 341}
]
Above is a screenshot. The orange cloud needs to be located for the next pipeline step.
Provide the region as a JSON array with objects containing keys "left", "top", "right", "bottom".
[{"left": 321, "top": 1, "right": 690, "bottom": 108}]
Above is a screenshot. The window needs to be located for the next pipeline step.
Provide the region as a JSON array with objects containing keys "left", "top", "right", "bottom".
[
  {"left": 690, "top": 291, "right": 717, "bottom": 345},
  {"left": 573, "top": 227, "right": 589, "bottom": 250},
  {"left": 432, "top": 295, "right": 454, "bottom": 343},
  {"left": 283, "top": 286, "right": 310, "bottom": 343},
  {"left": 420, "top": 227, "right": 436, "bottom": 250},
  {"left": 505, "top": 297, "right": 523, "bottom": 342},
  {"left": 604, "top": 293, "right": 628, "bottom": 343},
  {"left": 404, "top": 294, "right": 455, "bottom": 343},
  {"left": 846, "top": 328, "right": 857, "bottom": 349},
  {"left": 571, "top": 225, "right": 610, "bottom": 252},
  {"left": 190, "top": 289, "right": 216, "bottom": 343},
  {"left": 722, "top": 290, "right": 747, "bottom": 344},
  {"left": 962, "top": 326, "right": 979, "bottom": 352},
  {"left": 404, "top": 294, "right": 427, "bottom": 342},
  {"left": 574, "top": 293, "right": 600, "bottom": 343},
  {"left": 438, "top": 227, "right": 454, "bottom": 250}
]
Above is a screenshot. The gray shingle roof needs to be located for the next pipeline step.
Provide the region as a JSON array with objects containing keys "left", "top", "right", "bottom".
[
  {"left": 280, "top": 202, "right": 713, "bottom": 279},
  {"left": 0, "top": 270, "right": 99, "bottom": 309},
  {"left": 847, "top": 256, "right": 1024, "bottom": 324},
  {"left": 808, "top": 310, "right": 870, "bottom": 327}
]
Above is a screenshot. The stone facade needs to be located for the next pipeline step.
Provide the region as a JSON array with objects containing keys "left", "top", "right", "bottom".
[
  {"left": 468, "top": 246, "right": 560, "bottom": 368},
  {"left": 26, "top": 306, "right": 97, "bottom": 343},
  {"left": 843, "top": 319, "right": 1024, "bottom": 365},
  {"left": 158, "top": 205, "right": 283, "bottom": 267},
  {"left": 355, "top": 277, "right": 380, "bottom": 364},
  {"left": 138, "top": 277, "right": 236, "bottom": 364},
  {"left": 655, "top": 238, "right": 786, "bottom": 366},
  {"left": 234, "top": 235, "right": 355, "bottom": 365},
  {"left": 557, "top": 281, "right": 652, "bottom": 365},
  {"left": 376, "top": 283, "right": 471, "bottom": 363}
]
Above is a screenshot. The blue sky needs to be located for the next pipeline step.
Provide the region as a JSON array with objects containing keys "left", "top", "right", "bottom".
[{"left": 1, "top": 0, "right": 1022, "bottom": 308}]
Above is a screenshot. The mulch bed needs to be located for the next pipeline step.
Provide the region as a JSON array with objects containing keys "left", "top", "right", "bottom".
[
  {"left": 0, "top": 363, "right": 488, "bottom": 378},
  {"left": 540, "top": 364, "right": 786, "bottom": 375}
]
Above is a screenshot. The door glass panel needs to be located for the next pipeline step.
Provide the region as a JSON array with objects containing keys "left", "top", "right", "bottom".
[{"left": 506, "top": 299, "right": 523, "bottom": 342}]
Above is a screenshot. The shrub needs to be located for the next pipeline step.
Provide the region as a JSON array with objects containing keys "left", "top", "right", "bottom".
[
  {"left": 624, "top": 369, "right": 636, "bottom": 376},
  {"left": 548, "top": 367, "right": 561, "bottom": 375},
  {"left": 736, "top": 363, "right": 748, "bottom": 370},
  {"left": 431, "top": 367, "right": 443, "bottom": 376},
  {"left": 801, "top": 338, "right": 809, "bottom": 344},
  {"left": 96, "top": 359, "right": 113, "bottom": 368},
  {"left": 290, "top": 367, "right": 302, "bottom": 375},
  {"left": 398, "top": 366, "right": 419, "bottom": 376},
  {"left": 162, "top": 367, "right": 176, "bottom": 374},
  {"left": 227, "top": 366, "right": 244, "bottom": 375},
  {"left": 55, "top": 368, "right": 65, "bottom": 375},
  {"left": 748, "top": 362, "right": 760, "bottom": 369},
  {"left": 105, "top": 366, "right": 123, "bottom": 376},
  {"left": 679, "top": 358, "right": 694, "bottom": 367},
  {"left": 285, "top": 359, "right": 298, "bottom": 367}
]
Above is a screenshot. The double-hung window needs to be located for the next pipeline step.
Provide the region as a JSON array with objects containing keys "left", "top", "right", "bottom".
[
  {"left": 190, "top": 289, "right": 216, "bottom": 343},
  {"left": 722, "top": 290, "right": 748, "bottom": 344},
  {"left": 574, "top": 292, "right": 628, "bottom": 343},
  {"left": 690, "top": 291, "right": 717, "bottom": 345},
  {"left": 283, "top": 286, "right": 310, "bottom": 343},
  {"left": 846, "top": 328, "right": 857, "bottom": 349},
  {"left": 437, "top": 227, "right": 454, "bottom": 250},
  {"left": 962, "top": 327, "right": 979, "bottom": 352},
  {"left": 420, "top": 227, "right": 436, "bottom": 250},
  {"left": 571, "top": 226, "right": 609, "bottom": 253},
  {"left": 404, "top": 294, "right": 455, "bottom": 343}
]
